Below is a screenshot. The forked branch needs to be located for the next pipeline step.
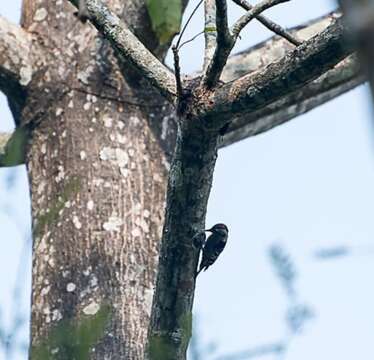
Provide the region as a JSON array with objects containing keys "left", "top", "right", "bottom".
[
  {"left": 231, "top": 0, "right": 301, "bottom": 45},
  {"left": 203, "top": 0, "right": 291, "bottom": 89}
]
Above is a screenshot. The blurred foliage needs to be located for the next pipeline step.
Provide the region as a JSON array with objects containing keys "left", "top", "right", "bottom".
[
  {"left": 0, "top": 128, "right": 27, "bottom": 167},
  {"left": 314, "top": 246, "right": 350, "bottom": 260},
  {"left": 269, "top": 244, "right": 296, "bottom": 296},
  {"left": 146, "top": 0, "right": 182, "bottom": 44}
]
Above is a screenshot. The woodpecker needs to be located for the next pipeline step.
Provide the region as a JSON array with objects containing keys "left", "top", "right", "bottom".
[{"left": 196, "top": 223, "right": 229, "bottom": 277}]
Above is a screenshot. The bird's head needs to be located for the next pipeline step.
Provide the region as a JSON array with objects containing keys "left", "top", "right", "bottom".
[{"left": 205, "top": 223, "right": 228, "bottom": 235}]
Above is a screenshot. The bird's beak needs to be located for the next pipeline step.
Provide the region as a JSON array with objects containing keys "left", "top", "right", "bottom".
[{"left": 204, "top": 228, "right": 213, "bottom": 232}]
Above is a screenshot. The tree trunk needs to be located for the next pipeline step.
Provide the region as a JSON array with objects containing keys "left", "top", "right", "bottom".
[{"left": 19, "top": 0, "right": 172, "bottom": 358}]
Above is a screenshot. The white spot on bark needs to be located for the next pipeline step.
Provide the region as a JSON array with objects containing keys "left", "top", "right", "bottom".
[
  {"left": 66, "top": 283, "right": 76, "bottom": 292},
  {"left": 37, "top": 181, "right": 46, "bottom": 195},
  {"left": 83, "top": 268, "right": 91, "bottom": 276},
  {"left": 77, "top": 65, "right": 94, "bottom": 85},
  {"left": 41, "top": 285, "right": 51, "bottom": 296},
  {"left": 99, "top": 147, "right": 129, "bottom": 174},
  {"left": 131, "top": 227, "right": 141, "bottom": 237},
  {"left": 117, "top": 134, "right": 126, "bottom": 144},
  {"left": 103, "top": 115, "right": 113, "bottom": 128},
  {"left": 144, "top": 288, "right": 154, "bottom": 316},
  {"left": 72, "top": 216, "right": 82, "bottom": 229},
  {"left": 87, "top": 200, "right": 94, "bottom": 210},
  {"left": 103, "top": 216, "right": 123, "bottom": 232},
  {"left": 143, "top": 210, "right": 150, "bottom": 218},
  {"left": 120, "top": 168, "right": 129, "bottom": 177},
  {"left": 51, "top": 348, "right": 59, "bottom": 354},
  {"left": 55, "top": 166, "right": 65, "bottom": 183},
  {"left": 20, "top": 66, "right": 32, "bottom": 86},
  {"left": 56, "top": 108, "right": 63, "bottom": 116},
  {"left": 129, "top": 115, "right": 140, "bottom": 125},
  {"left": 117, "top": 121, "right": 124, "bottom": 130},
  {"left": 52, "top": 309, "right": 62, "bottom": 321},
  {"left": 68, "top": 100, "right": 74, "bottom": 108},
  {"left": 83, "top": 301, "right": 100, "bottom": 315},
  {"left": 83, "top": 102, "right": 91, "bottom": 110},
  {"left": 34, "top": 8, "right": 48, "bottom": 22},
  {"left": 90, "top": 275, "right": 98, "bottom": 287},
  {"left": 80, "top": 151, "right": 87, "bottom": 160},
  {"left": 161, "top": 116, "right": 169, "bottom": 140},
  {"left": 153, "top": 173, "right": 162, "bottom": 182}
]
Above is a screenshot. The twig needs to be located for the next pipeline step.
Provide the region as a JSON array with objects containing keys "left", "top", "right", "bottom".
[
  {"left": 231, "top": 0, "right": 301, "bottom": 45},
  {"left": 232, "top": 0, "right": 290, "bottom": 38},
  {"left": 179, "top": 31, "right": 204, "bottom": 49},
  {"left": 204, "top": 0, "right": 218, "bottom": 71},
  {"left": 175, "top": 0, "right": 204, "bottom": 49}
]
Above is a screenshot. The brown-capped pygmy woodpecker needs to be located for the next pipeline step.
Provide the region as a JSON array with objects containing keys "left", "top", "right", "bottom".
[{"left": 196, "top": 223, "right": 229, "bottom": 277}]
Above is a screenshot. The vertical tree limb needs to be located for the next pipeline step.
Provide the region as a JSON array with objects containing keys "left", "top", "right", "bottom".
[{"left": 203, "top": 0, "right": 217, "bottom": 71}]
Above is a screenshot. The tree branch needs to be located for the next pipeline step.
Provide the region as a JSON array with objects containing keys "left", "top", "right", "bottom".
[
  {"left": 220, "top": 55, "right": 363, "bottom": 146},
  {"left": 203, "top": 17, "right": 352, "bottom": 123},
  {"left": 0, "top": 16, "right": 35, "bottom": 120},
  {"left": 149, "top": 113, "right": 220, "bottom": 360},
  {"left": 203, "top": 0, "right": 290, "bottom": 88},
  {"left": 232, "top": 0, "right": 290, "bottom": 37},
  {"left": 202, "top": 0, "right": 233, "bottom": 88},
  {"left": 231, "top": 0, "right": 301, "bottom": 46},
  {"left": 203, "top": 0, "right": 217, "bottom": 71},
  {"left": 67, "top": 0, "right": 177, "bottom": 102}
]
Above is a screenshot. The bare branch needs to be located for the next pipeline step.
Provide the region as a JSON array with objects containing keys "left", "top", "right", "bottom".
[
  {"left": 203, "top": 0, "right": 234, "bottom": 88},
  {"left": 203, "top": 0, "right": 291, "bottom": 88},
  {"left": 0, "top": 16, "right": 34, "bottom": 98},
  {"left": 220, "top": 55, "right": 363, "bottom": 147},
  {"left": 231, "top": 0, "right": 301, "bottom": 46},
  {"left": 232, "top": 0, "right": 290, "bottom": 37},
  {"left": 203, "top": 0, "right": 217, "bottom": 71},
  {"left": 67, "top": 0, "right": 177, "bottom": 102},
  {"left": 203, "top": 17, "right": 352, "bottom": 122},
  {"left": 215, "top": 13, "right": 362, "bottom": 146}
]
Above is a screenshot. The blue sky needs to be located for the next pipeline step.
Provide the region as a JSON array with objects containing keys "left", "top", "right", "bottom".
[{"left": 1, "top": 1, "right": 374, "bottom": 359}]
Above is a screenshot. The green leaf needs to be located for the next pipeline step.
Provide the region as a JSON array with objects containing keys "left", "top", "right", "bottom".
[{"left": 146, "top": 0, "right": 182, "bottom": 44}]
